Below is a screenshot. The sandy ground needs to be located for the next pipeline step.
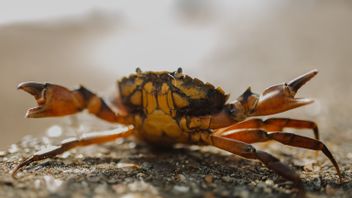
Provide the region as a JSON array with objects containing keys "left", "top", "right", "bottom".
[
  {"left": 0, "top": 135, "right": 351, "bottom": 198},
  {"left": 0, "top": 1, "right": 351, "bottom": 197}
]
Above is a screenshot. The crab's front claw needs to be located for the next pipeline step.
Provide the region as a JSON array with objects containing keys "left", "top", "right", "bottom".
[
  {"left": 251, "top": 70, "right": 318, "bottom": 116},
  {"left": 17, "top": 82, "right": 85, "bottom": 118}
]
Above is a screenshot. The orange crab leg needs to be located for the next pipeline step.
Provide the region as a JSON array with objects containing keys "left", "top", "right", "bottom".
[
  {"left": 17, "top": 82, "right": 128, "bottom": 124},
  {"left": 210, "top": 135, "right": 304, "bottom": 195},
  {"left": 220, "top": 129, "right": 342, "bottom": 183},
  {"left": 12, "top": 126, "right": 134, "bottom": 178},
  {"left": 219, "top": 118, "right": 319, "bottom": 140}
]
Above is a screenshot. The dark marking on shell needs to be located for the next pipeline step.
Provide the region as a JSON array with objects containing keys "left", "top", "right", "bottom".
[{"left": 117, "top": 69, "right": 229, "bottom": 117}]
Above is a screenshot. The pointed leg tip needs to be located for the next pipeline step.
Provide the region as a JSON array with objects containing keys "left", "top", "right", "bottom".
[
  {"left": 337, "top": 172, "right": 344, "bottom": 184},
  {"left": 339, "top": 178, "right": 343, "bottom": 184},
  {"left": 10, "top": 166, "right": 21, "bottom": 179},
  {"left": 10, "top": 170, "right": 17, "bottom": 179},
  {"left": 10, "top": 156, "right": 36, "bottom": 178}
]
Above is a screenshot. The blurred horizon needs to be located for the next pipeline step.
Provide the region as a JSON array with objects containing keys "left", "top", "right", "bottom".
[{"left": 1, "top": 0, "right": 352, "bottom": 149}]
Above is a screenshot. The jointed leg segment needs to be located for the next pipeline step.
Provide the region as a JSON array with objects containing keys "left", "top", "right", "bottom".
[
  {"left": 12, "top": 127, "right": 133, "bottom": 177},
  {"left": 220, "top": 118, "right": 319, "bottom": 140},
  {"left": 210, "top": 135, "right": 304, "bottom": 191},
  {"left": 221, "top": 129, "right": 341, "bottom": 180}
]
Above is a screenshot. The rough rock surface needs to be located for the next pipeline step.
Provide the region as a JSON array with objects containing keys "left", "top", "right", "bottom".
[{"left": 0, "top": 133, "right": 351, "bottom": 198}]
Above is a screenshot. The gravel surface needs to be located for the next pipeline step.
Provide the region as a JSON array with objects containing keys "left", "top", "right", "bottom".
[{"left": 0, "top": 132, "right": 351, "bottom": 198}]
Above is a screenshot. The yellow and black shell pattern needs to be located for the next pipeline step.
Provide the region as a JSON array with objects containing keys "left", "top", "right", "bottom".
[{"left": 117, "top": 68, "right": 229, "bottom": 118}]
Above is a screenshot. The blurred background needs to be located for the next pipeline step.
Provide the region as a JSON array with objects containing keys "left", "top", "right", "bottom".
[{"left": 0, "top": 0, "right": 351, "bottom": 150}]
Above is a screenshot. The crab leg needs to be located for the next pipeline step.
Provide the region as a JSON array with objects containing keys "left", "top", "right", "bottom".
[
  {"left": 12, "top": 126, "right": 134, "bottom": 178},
  {"left": 220, "top": 129, "right": 342, "bottom": 183},
  {"left": 17, "top": 82, "right": 128, "bottom": 124},
  {"left": 210, "top": 135, "right": 304, "bottom": 195},
  {"left": 218, "top": 118, "right": 319, "bottom": 140}
]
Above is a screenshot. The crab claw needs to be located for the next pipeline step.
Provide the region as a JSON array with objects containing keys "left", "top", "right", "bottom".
[
  {"left": 17, "top": 82, "right": 85, "bottom": 118},
  {"left": 251, "top": 70, "right": 318, "bottom": 116}
]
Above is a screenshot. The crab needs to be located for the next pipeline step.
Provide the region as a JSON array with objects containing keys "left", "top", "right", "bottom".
[{"left": 12, "top": 68, "right": 341, "bottom": 194}]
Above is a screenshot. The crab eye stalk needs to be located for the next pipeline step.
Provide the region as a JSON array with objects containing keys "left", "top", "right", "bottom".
[
  {"left": 175, "top": 67, "right": 183, "bottom": 78},
  {"left": 136, "top": 67, "right": 142, "bottom": 75}
]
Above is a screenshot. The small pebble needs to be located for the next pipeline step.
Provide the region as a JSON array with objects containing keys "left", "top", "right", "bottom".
[
  {"left": 8, "top": 144, "right": 18, "bottom": 154},
  {"left": 325, "top": 184, "right": 336, "bottom": 195},
  {"left": 87, "top": 173, "right": 101, "bottom": 183},
  {"left": 128, "top": 142, "right": 136, "bottom": 149},
  {"left": 117, "top": 162, "right": 140, "bottom": 170},
  {"left": 61, "top": 152, "right": 71, "bottom": 159},
  {"left": 175, "top": 174, "right": 186, "bottom": 182},
  {"left": 106, "top": 177, "right": 119, "bottom": 184},
  {"left": 312, "top": 177, "right": 321, "bottom": 189},
  {"left": 120, "top": 193, "right": 145, "bottom": 198},
  {"left": 221, "top": 176, "right": 232, "bottom": 183},
  {"left": 43, "top": 175, "right": 63, "bottom": 193},
  {"left": 347, "top": 153, "right": 352, "bottom": 159},
  {"left": 173, "top": 185, "right": 189, "bottom": 193},
  {"left": 264, "top": 187, "right": 272, "bottom": 194},
  {"left": 113, "top": 184, "right": 128, "bottom": 194},
  {"left": 136, "top": 173, "right": 146, "bottom": 179},
  {"left": 46, "top": 125, "right": 63, "bottom": 138},
  {"left": 221, "top": 191, "right": 230, "bottom": 197},
  {"left": 204, "top": 175, "right": 213, "bottom": 184},
  {"left": 75, "top": 154, "right": 84, "bottom": 159},
  {"left": 142, "top": 162, "right": 153, "bottom": 170},
  {"left": 304, "top": 163, "right": 314, "bottom": 172},
  {"left": 203, "top": 192, "right": 215, "bottom": 198},
  {"left": 265, "top": 179, "right": 274, "bottom": 186},
  {"left": 34, "top": 179, "right": 41, "bottom": 189},
  {"left": 238, "top": 190, "right": 249, "bottom": 198},
  {"left": 0, "top": 150, "right": 6, "bottom": 157}
]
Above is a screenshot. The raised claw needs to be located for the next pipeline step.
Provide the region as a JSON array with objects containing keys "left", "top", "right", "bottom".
[
  {"left": 251, "top": 70, "right": 318, "bottom": 116},
  {"left": 17, "top": 82, "right": 85, "bottom": 118}
]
